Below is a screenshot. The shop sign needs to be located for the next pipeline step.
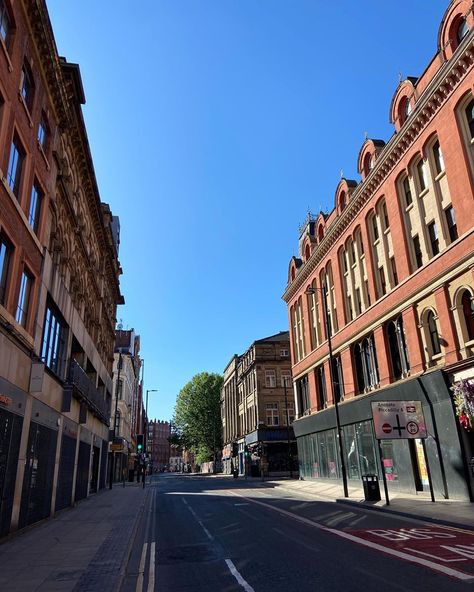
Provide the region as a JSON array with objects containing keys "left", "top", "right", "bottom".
[
  {"left": 371, "top": 400, "right": 427, "bottom": 439},
  {"left": 29, "top": 362, "right": 45, "bottom": 392}
]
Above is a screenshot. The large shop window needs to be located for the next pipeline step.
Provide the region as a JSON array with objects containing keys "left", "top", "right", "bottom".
[
  {"left": 40, "top": 302, "right": 68, "bottom": 378},
  {"left": 386, "top": 316, "right": 410, "bottom": 380},
  {"left": 353, "top": 336, "right": 379, "bottom": 393}
]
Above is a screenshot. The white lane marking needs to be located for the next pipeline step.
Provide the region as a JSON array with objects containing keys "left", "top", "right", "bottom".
[
  {"left": 404, "top": 547, "right": 467, "bottom": 563},
  {"left": 229, "top": 491, "right": 474, "bottom": 582},
  {"left": 135, "top": 542, "right": 148, "bottom": 592},
  {"left": 233, "top": 503, "right": 249, "bottom": 506},
  {"left": 182, "top": 497, "right": 214, "bottom": 541},
  {"left": 148, "top": 541, "right": 156, "bottom": 592},
  {"left": 225, "top": 558, "right": 256, "bottom": 592}
]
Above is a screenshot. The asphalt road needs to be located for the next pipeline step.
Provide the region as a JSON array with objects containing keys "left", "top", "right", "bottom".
[{"left": 122, "top": 474, "right": 474, "bottom": 592}]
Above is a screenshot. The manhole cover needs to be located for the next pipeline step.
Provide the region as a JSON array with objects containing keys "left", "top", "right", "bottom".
[{"left": 156, "top": 543, "right": 220, "bottom": 565}]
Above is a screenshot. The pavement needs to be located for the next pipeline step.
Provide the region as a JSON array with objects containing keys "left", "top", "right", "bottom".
[
  {"left": 0, "top": 481, "right": 148, "bottom": 592},
  {"left": 0, "top": 474, "right": 472, "bottom": 592}
]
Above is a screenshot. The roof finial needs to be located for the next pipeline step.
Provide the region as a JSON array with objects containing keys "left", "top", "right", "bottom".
[
  {"left": 398, "top": 71, "right": 403, "bottom": 83},
  {"left": 340, "top": 169, "right": 344, "bottom": 179},
  {"left": 364, "top": 131, "right": 368, "bottom": 141}
]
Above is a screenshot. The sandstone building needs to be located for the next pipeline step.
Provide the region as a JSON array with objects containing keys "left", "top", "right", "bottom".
[{"left": 0, "top": 0, "right": 122, "bottom": 535}]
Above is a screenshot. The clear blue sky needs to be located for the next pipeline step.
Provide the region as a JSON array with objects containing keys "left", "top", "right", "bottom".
[{"left": 46, "top": 0, "right": 448, "bottom": 421}]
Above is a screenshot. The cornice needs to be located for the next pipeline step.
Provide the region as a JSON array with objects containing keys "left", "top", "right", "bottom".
[{"left": 283, "top": 33, "right": 474, "bottom": 303}]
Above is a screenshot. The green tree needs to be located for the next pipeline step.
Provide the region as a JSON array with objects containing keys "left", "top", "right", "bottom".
[{"left": 173, "top": 372, "right": 223, "bottom": 465}]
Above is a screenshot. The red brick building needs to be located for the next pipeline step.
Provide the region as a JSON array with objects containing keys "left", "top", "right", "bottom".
[
  {"left": 148, "top": 420, "right": 171, "bottom": 471},
  {"left": 283, "top": 0, "right": 474, "bottom": 501}
]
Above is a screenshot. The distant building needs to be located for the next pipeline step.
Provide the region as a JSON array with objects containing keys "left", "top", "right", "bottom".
[
  {"left": 148, "top": 420, "right": 171, "bottom": 471},
  {"left": 283, "top": 1, "right": 474, "bottom": 501},
  {"left": 110, "top": 330, "right": 142, "bottom": 481},
  {"left": 221, "top": 332, "right": 297, "bottom": 477}
]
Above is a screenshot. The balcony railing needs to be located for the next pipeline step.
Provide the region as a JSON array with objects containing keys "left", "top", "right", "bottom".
[{"left": 64, "top": 359, "right": 110, "bottom": 425}]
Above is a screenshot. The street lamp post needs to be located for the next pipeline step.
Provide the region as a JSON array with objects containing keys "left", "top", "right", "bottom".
[
  {"left": 109, "top": 351, "right": 123, "bottom": 490},
  {"left": 305, "top": 285, "right": 349, "bottom": 498},
  {"left": 283, "top": 378, "right": 293, "bottom": 478}
]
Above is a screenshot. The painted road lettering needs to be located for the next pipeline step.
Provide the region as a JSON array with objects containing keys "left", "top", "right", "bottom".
[{"left": 349, "top": 527, "right": 474, "bottom": 572}]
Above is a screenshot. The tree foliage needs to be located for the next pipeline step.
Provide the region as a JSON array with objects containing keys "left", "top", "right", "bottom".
[{"left": 173, "top": 372, "right": 223, "bottom": 463}]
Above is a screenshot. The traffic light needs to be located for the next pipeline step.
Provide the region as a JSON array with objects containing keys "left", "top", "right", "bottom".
[
  {"left": 137, "top": 434, "right": 144, "bottom": 452},
  {"left": 244, "top": 445, "right": 249, "bottom": 457}
]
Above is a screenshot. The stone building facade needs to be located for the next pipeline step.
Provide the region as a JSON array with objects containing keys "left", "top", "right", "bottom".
[
  {"left": 221, "top": 332, "right": 297, "bottom": 477},
  {"left": 283, "top": 0, "right": 474, "bottom": 501},
  {"left": 0, "top": 0, "right": 122, "bottom": 536}
]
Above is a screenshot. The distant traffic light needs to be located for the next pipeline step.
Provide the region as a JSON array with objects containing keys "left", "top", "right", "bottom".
[
  {"left": 244, "top": 445, "right": 249, "bottom": 457},
  {"left": 137, "top": 434, "right": 144, "bottom": 452}
]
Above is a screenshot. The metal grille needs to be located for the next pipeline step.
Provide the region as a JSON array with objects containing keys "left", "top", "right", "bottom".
[
  {"left": 19, "top": 422, "right": 57, "bottom": 529},
  {"left": 55, "top": 434, "right": 76, "bottom": 512},
  {"left": 99, "top": 439, "right": 108, "bottom": 489},
  {"left": 75, "top": 440, "right": 90, "bottom": 501},
  {"left": 0, "top": 408, "right": 23, "bottom": 536}
]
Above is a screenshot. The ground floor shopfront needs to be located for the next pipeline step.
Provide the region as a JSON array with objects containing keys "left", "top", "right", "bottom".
[
  {"left": 294, "top": 370, "right": 473, "bottom": 501},
  {"left": 0, "top": 374, "right": 109, "bottom": 537}
]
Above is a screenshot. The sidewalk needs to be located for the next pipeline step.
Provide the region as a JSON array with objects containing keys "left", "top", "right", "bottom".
[
  {"left": 0, "top": 482, "right": 148, "bottom": 592},
  {"left": 258, "top": 477, "right": 474, "bottom": 530}
]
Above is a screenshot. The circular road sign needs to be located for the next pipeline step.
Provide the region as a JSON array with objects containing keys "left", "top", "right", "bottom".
[
  {"left": 382, "top": 423, "right": 392, "bottom": 434},
  {"left": 406, "top": 421, "right": 419, "bottom": 435}
]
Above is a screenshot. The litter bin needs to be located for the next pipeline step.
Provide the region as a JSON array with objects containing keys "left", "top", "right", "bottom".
[{"left": 362, "top": 474, "right": 381, "bottom": 501}]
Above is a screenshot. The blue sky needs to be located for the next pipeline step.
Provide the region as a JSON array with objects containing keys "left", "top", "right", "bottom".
[{"left": 46, "top": 0, "right": 448, "bottom": 421}]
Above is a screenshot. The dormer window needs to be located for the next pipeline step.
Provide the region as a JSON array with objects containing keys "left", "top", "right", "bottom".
[{"left": 457, "top": 18, "right": 469, "bottom": 44}]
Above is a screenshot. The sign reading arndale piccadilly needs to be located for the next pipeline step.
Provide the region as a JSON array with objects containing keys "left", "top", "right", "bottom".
[{"left": 371, "top": 400, "right": 427, "bottom": 439}]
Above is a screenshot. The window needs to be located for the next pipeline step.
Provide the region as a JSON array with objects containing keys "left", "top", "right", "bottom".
[
  {"left": 405, "top": 98, "right": 412, "bottom": 118},
  {"left": 331, "top": 355, "right": 344, "bottom": 402},
  {"left": 371, "top": 215, "right": 379, "bottom": 241},
  {"left": 381, "top": 202, "right": 389, "bottom": 230},
  {"left": 379, "top": 267, "right": 387, "bottom": 296},
  {"left": 403, "top": 176, "right": 412, "bottom": 207},
  {"left": 296, "top": 375, "right": 310, "bottom": 415},
  {"left": 28, "top": 184, "right": 42, "bottom": 232},
  {"left": 117, "top": 379, "right": 123, "bottom": 399},
  {"left": 284, "top": 401, "right": 295, "bottom": 425},
  {"left": 445, "top": 206, "right": 458, "bottom": 242},
  {"left": 413, "top": 235, "right": 423, "bottom": 269},
  {"left": 390, "top": 257, "right": 398, "bottom": 286},
  {"left": 281, "top": 370, "right": 291, "bottom": 388},
  {"left": 7, "top": 138, "right": 24, "bottom": 198},
  {"left": 280, "top": 349, "right": 289, "bottom": 357},
  {"left": 38, "top": 117, "right": 48, "bottom": 151},
  {"left": 342, "top": 249, "right": 348, "bottom": 273},
  {"left": 417, "top": 160, "right": 427, "bottom": 192},
  {"left": 41, "top": 303, "right": 68, "bottom": 377},
  {"left": 265, "top": 370, "right": 276, "bottom": 388},
  {"left": 465, "top": 98, "right": 474, "bottom": 140},
  {"left": 20, "top": 63, "right": 34, "bottom": 111},
  {"left": 266, "top": 403, "right": 279, "bottom": 426},
  {"left": 0, "top": 0, "right": 10, "bottom": 47},
  {"left": 15, "top": 270, "right": 32, "bottom": 328},
  {"left": 432, "top": 140, "right": 445, "bottom": 175},
  {"left": 350, "top": 241, "right": 356, "bottom": 265},
  {"left": 355, "top": 288, "right": 362, "bottom": 315},
  {"left": 387, "top": 316, "right": 410, "bottom": 380},
  {"left": 428, "top": 222, "right": 439, "bottom": 256},
  {"left": 353, "top": 336, "right": 379, "bottom": 393},
  {"left": 316, "top": 366, "right": 327, "bottom": 409},
  {"left": 426, "top": 311, "right": 441, "bottom": 356},
  {"left": 0, "top": 234, "right": 12, "bottom": 305},
  {"left": 457, "top": 18, "right": 470, "bottom": 44},
  {"left": 462, "top": 291, "right": 474, "bottom": 341}
]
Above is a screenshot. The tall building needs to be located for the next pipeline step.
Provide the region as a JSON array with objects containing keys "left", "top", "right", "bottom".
[
  {"left": 110, "top": 330, "right": 142, "bottom": 481},
  {"left": 221, "top": 332, "right": 297, "bottom": 477},
  {"left": 283, "top": 0, "right": 474, "bottom": 501},
  {"left": 148, "top": 420, "right": 171, "bottom": 471},
  {"left": 0, "top": 0, "right": 123, "bottom": 536}
]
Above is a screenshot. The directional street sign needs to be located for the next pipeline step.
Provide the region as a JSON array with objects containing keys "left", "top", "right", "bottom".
[{"left": 371, "top": 400, "right": 427, "bottom": 439}]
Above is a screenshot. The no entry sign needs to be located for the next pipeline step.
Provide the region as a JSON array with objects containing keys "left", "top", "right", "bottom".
[{"left": 371, "top": 400, "right": 427, "bottom": 439}]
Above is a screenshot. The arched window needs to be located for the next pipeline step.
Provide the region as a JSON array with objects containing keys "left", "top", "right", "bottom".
[
  {"left": 465, "top": 98, "right": 474, "bottom": 140},
  {"left": 318, "top": 225, "right": 324, "bottom": 243},
  {"left": 457, "top": 18, "right": 469, "bottom": 44},
  {"left": 291, "top": 267, "right": 296, "bottom": 281},
  {"left": 353, "top": 335, "right": 379, "bottom": 393},
  {"left": 427, "top": 310, "right": 441, "bottom": 355},
  {"left": 304, "top": 243, "right": 310, "bottom": 262},
  {"left": 316, "top": 365, "right": 327, "bottom": 409},
  {"left": 339, "top": 191, "right": 346, "bottom": 211},
  {"left": 386, "top": 316, "right": 410, "bottom": 380},
  {"left": 462, "top": 290, "right": 474, "bottom": 340}
]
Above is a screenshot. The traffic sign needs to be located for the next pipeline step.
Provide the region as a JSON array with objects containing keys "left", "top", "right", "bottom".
[{"left": 371, "top": 400, "right": 427, "bottom": 439}]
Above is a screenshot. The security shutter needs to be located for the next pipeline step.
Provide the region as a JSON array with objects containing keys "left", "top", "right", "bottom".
[
  {"left": 55, "top": 434, "right": 77, "bottom": 512},
  {"left": 0, "top": 408, "right": 23, "bottom": 536}
]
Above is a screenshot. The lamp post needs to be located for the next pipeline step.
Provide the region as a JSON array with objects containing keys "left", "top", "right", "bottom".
[
  {"left": 283, "top": 377, "right": 293, "bottom": 478},
  {"left": 109, "top": 351, "right": 123, "bottom": 490},
  {"left": 305, "top": 284, "right": 348, "bottom": 498}
]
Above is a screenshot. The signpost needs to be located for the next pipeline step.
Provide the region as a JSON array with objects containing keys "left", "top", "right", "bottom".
[{"left": 371, "top": 401, "right": 434, "bottom": 505}]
